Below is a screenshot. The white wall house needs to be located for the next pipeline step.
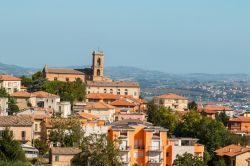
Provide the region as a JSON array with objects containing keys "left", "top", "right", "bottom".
[
  {"left": 0, "top": 97, "right": 8, "bottom": 116},
  {"left": 55, "top": 102, "right": 71, "bottom": 118},
  {"left": 0, "top": 75, "right": 21, "bottom": 94}
]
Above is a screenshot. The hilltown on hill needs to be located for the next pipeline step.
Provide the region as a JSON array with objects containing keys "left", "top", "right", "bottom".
[{"left": 0, "top": 51, "right": 250, "bottom": 166}]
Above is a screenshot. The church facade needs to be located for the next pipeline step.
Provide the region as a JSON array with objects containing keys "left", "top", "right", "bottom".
[{"left": 43, "top": 51, "right": 140, "bottom": 98}]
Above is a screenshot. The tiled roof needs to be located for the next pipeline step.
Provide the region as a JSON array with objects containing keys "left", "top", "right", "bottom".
[
  {"left": 0, "top": 116, "right": 33, "bottom": 127},
  {"left": 86, "top": 81, "right": 139, "bottom": 87},
  {"left": 45, "top": 68, "right": 84, "bottom": 75},
  {"left": 78, "top": 112, "right": 99, "bottom": 120},
  {"left": 0, "top": 75, "right": 21, "bottom": 81},
  {"left": 111, "top": 99, "right": 136, "bottom": 107},
  {"left": 84, "top": 102, "right": 114, "bottom": 109},
  {"left": 204, "top": 105, "right": 233, "bottom": 111},
  {"left": 86, "top": 93, "right": 119, "bottom": 100},
  {"left": 215, "top": 144, "right": 250, "bottom": 157},
  {"left": 32, "top": 91, "right": 58, "bottom": 98},
  {"left": 10, "top": 91, "right": 33, "bottom": 98},
  {"left": 51, "top": 147, "right": 82, "bottom": 155},
  {"left": 156, "top": 93, "right": 187, "bottom": 100},
  {"left": 229, "top": 116, "right": 250, "bottom": 123}
]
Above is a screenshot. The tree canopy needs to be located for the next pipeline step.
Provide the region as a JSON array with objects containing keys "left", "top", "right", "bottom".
[
  {"left": 173, "top": 153, "right": 207, "bottom": 166},
  {"left": 8, "top": 98, "right": 19, "bottom": 115}
]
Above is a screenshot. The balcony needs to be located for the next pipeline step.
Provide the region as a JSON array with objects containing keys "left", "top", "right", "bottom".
[
  {"left": 148, "top": 146, "right": 162, "bottom": 152},
  {"left": 134, "top": 145, "right": 145, "bottom": 150},
  {"left": 119, "top": 146, "right": 131, "bottom": 152},
  {"left": 148, "top": 158, "right": 163, "bottom": 165},
  {"left": 121, "top": 158, "right": 130, "bottom": 164}
]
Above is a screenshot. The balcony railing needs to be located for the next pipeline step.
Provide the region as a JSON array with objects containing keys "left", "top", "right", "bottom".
[
  {"left": 134, "top": 145, "right": 144, "bottom": 149},
  {"left": 148, "top": 158, "right": 163, "bottom": 164},
  {"left": 119, "top": 146, "right": 131, "bottom": 151},
  {"left": 148, "top": 146, "right": 162, "bottom": 151}
]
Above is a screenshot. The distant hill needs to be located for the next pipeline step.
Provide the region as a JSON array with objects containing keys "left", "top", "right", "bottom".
[
  {"left": 0, "top": 62, "right": 37, "bottom": 76},
  {"left": 1, "top": 62, "right": 250, "bottom": 82}
]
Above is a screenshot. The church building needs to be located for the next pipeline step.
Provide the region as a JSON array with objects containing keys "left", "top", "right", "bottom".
[{"left": 43, "top": 51, "right": 140, "bottom": 98}]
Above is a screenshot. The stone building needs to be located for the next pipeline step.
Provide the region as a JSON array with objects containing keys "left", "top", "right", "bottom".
[{"left": 43, "top": 51, "right": 140, "bottom": 99}]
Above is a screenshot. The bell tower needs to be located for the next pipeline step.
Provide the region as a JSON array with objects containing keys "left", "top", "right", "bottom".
[{"left": 92, "top": 51, "right": 104, "bottom": 81}]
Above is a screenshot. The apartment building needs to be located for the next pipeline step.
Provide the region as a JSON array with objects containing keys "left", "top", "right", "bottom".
[
  {"left": 108, "top": 119, "right": 169, "bottom": 166},
  {"left": 228, "top": 116, "right": 250, "bottom": 135},
  {"left": 167, "top": 138, "right": 204, "bottom": 165},
  {"left": 154, "top": 93, "right": 188, "bottom": 112},
  {"left": 0, "top": 74, "right": 21, "bottom": 94}
]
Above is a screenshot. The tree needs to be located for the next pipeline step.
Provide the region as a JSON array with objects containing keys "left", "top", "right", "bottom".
[
  {"left": 73, "top": 134, "right": 122, "bottom": 166},
  {"left": 33, "top": 139, "right": 48, "bottom": 155},
  {"left": 49, "top": 117, "right": 84, "bottom": 147},
  {"left": 0, "top": 87, "right": 9, "bottom": 97},
  {"left": 188, "top": 101, "right": 198, "bottom": 110},
  {"left": 216, "top": 111, "right": 229, "bottom": 126},
  {"left": 20, "top": 76, "right": 32, "bottom": 87},
  {"left": 8, "top": 98, "right": 19, "bottom": 115},
  {"left": 27, "top": 71, "right": 48, "bottom": 92},
  {"left": 0, "top": 128, "right": 26, "bottom": 162},
  {"left": 32, "top": 71, "right": 44, "bottom": 81},
  {"left": 173, "top": 153, "right": 207, "bottom": 166},
  {"left": 147, "top": 102, "right": 178, "bottom": 135}
]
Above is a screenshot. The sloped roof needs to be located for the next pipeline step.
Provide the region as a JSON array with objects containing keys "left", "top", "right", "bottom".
[
  {"left": 111, "top": 99, "right": 136, "bottom": 107},
  {"left": 204, "top": 105, "right": 233, "bottom": 111},
  {"left": 0, "top": 75, "right": 21, "bottom": 81},
  {"left": 229, "top": 116, "right": 250, "bottom": 123},
  {"left": 78, "top": 112, "right": 99, "bottom": 120},
  {"left": 32, "top": 91, "right": 58, "bottom": 98},
  {"left": 215, "top": 144, "right": 250, "bottom": 157},
  {"left": 156, "top": 93, "right": 187, "bottom": 100},
  {"left": 86, "top": 81, "right": 139, "bottom": 87},
  {"left": 45, "top": 68, "right": 84, "bottom": 75},
  {"left": 51, "top": 147, "right": 82, "bottom": 155},
  {"left": 84, "top": 102, "right": 114, "bottom": 109},
  {"left": 0, "top": 116, "right": 33, "bottom": 127},
  {"left": 10, "top": 91, "right": 33, "bottom": 98}
]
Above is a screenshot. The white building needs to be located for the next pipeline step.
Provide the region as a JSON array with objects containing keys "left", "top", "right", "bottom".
[
  {"left": 55, "top": 102, "right": 71, "bottom": 118},
  {"left": 0, "top": 97, "right": 8, "bottom": 116},
  {"left": 0, "top": 74, "right": 21, "bottom": 94},
  {"left": 82, "top": 126, "right": 108, "bottom": 136}
]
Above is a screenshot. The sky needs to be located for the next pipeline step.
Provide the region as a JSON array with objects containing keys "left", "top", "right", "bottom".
[{"left": 0, "top": 0, "right": 250, "bottom": 74}]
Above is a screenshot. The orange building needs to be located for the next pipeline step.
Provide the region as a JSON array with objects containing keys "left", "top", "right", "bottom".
[
  {"left": 198, "top": 105, "right": 234, "bottom": 119},
  {"left": 228, "top": 116, "right": 250, "bottom": 135},
  {"left": 108, "top": 119, "right": 169, "bottom": 166}
]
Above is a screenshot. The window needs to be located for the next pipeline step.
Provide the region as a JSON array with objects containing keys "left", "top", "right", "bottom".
[
  {"left": 88, "top": 109, "right": 91, "bottom": 113},
  {"left": 134, "top": 92, "right": 137, "bottom": 96},
  {"left": 97, "top": 69, "right": 101, "bottom": 76},
  {"left": 110, "top": 89, "right": 113, "bottom": 94},
  {"left": 117, "top": 89, "right": 120, "bottom": 95},
  {"left": 97, "top": 58, "right": 101, "bottom": 66},
  {"left": 35, "top": 124, "right": 38, "bottom": 131},
  {"left": 125, "top": 89, "right": 128, "bottom": 95},
  {"left": 66, "top": 78, "right": 69, "bottom": 82},
  {"left": 21, "top": 131, "right": 26, "bottom": 140},
  {"left": 55, "top": 155, "right": 59, "bottom": 161},
  {"left": 104, "top": 89, "right": 107, "bottom": 93},
  {"left": 54, "top": 77, "right": 58, "bottom": 81}
]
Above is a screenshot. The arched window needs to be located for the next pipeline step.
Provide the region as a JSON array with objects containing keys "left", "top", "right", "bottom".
[
  {"left": 97, "top": 69, "right": 101, "bottom": 76},
  {"left": 97, "top": 58, "right": 101, "bottom": 66}
]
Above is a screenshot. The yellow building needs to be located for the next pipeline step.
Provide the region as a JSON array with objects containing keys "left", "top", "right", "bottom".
[{"left": 154, "top": 93, "right": 188, "bottom": 112}]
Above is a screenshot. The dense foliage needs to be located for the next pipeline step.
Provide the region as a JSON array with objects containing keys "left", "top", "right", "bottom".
[
  {"left": 0, "top": 87, "right": 9, "bottom": 97},
  {"left": 72, "top": 134, "right": 122, "bottom": 166},
  {"left": 173, "top": 153, "right": 207, "bottom": 166},
  {"left": 8, "top": 98, "right": 20, "bottom": 115},
  {"left": 33, "top": 139, "right": 49, "bottom": 155}
]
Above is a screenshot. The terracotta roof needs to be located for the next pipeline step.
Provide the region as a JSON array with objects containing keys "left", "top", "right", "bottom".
[
  {"left": 204, "top": 105, "right": 233, "bottom": 111},
  {"left": 0, "top": 75, "right": 21, "bottom": 81},
  {"left": 229, "top": 116, "right": 250, "bottom": 123},
  {"left": 84, "top": 102, "right": 115, "bottom": 109},
  {"left": 51, "top": 147, "right": 82, "bottom": 155},
  {"left": 86, "top": 81, "right": 139, "bottom": 87},
  {"left": 0, "top": 116, "right": 33, "bottom": 127},
  {"left": 86, "top": 93, "right": 119, "bottom": 100},
  {"left": 45, "top": 68, "right": 84, "bottom": 75},
  {"left": 32, "top": 91, "right": 58, "bottom": 98},
  {"left": 78, "top": 112, "right": 99, "bottom": 120},
  {"left": 215, "top": 144, "right": 250, "bottom": 157},
  {"left": 111, "top": 99, "right": 136, "bottom": 107},
  {"left": 156, "top": 93, "right": 187, "bottom": 100},
  {"left": 10, "top": 91, "right": 33, "bottom": 98}
]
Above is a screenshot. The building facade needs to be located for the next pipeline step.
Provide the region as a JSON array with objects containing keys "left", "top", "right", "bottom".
[
  {"left": 0, "top": 74, "right": 21, "bottom": 94},
  {"left": 0, "top": 97, "right": 8, "bottom": 116}
]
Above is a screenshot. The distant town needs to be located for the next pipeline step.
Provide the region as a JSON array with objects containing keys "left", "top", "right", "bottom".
[{"left": 0, "top": 51, "right": 250, "bottom": 166}]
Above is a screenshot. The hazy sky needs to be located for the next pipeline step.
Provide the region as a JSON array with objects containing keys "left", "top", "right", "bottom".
[{"left": 0, "top": 1, "right": 250, "bottom": 74}]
